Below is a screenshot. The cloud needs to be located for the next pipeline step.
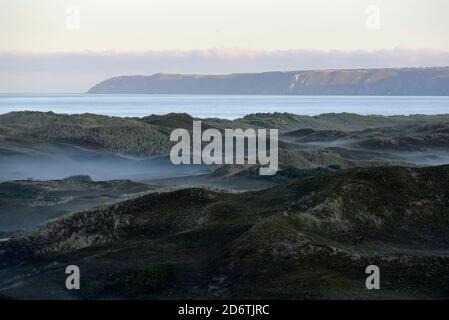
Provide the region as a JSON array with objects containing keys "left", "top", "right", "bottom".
[{"left": 1, "top": 47, "right": 449, "bottom": 92}]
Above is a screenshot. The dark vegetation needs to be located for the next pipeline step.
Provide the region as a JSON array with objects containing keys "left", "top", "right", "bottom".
[
  {"left": 84, "top": 264, "right": 175, "bottom": 298},
  {"left": 2, "top": 111, "right": 449, "bottom": 299},
  {"left": 0, "top": 177, "right": 154, "bottom": 232},
  {"left": 2, "top": 111, "right": 449, "bottom": 157},
  {"left": 1, "top": 165, "right": 449, "bottom": 299}
]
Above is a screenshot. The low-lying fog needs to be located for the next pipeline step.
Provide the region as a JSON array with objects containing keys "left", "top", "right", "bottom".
[
  {"left": 2, "top": 142, "right": 449, "bottom": 183},
  {"left": 0, "top": 144, "right": 212, "bottom": 182}
]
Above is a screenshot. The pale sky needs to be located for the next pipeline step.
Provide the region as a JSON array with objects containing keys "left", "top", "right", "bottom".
[
  {"left": 1, "top": 0, "right": 449, "bottom": 92},
  {"left": 1, "top": 0, "right": 449, "bottom": 52}
]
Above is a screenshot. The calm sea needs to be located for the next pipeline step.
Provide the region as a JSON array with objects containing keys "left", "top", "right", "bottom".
[{"left": 1, "top": 94, "right": 449, "bottom": 119}]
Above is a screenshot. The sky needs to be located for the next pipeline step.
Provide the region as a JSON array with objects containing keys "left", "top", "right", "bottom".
[{"left": 1, "top": 0, "right": 449, "bottom": 92}]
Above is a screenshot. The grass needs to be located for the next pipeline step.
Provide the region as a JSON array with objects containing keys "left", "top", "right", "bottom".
[{"left": 83, "top": 263, "right": 175, "bottom": 298}]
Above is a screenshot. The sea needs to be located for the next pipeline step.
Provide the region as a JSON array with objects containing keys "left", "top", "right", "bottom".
[{"left": 1, "top": 94, "right": 449, "bottom": 119}]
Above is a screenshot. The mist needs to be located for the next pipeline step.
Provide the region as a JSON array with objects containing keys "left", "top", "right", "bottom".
[{"left": 0, "top": 145, "right": 211, "bottom": 182}]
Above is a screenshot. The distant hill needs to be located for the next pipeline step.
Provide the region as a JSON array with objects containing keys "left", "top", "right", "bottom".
[{"left": 87, "top": 67, "right": 449, "bottom": 95}]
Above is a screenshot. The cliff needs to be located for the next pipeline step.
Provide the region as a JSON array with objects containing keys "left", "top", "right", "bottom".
[{"left": 87, "top": 67, "right": 449, "bottom": 95}]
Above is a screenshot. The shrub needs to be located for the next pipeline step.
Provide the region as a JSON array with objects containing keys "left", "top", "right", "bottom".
[
  {"left": 111, "top": 264, "right": 175, "bottom": 297},
  {"left": 84, "top": 281, "right": 107, "bottom": 299}
]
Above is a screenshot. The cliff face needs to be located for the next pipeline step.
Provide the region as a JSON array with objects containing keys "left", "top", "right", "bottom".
[{"left": 87, "top": 67, "right": 449, "bottom": 95}]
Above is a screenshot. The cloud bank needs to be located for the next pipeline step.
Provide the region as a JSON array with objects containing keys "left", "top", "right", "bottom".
[{"left": 2, "top": 47, "right": 449, "bottom": 92}]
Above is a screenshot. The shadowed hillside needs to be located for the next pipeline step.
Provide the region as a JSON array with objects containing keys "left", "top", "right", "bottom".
[
  {"left": 2, "top": 111, "right": 449, "bottom": 237},
  {"left": 1, "top": 165, "right": 449, "bottom": 299},
  {"left": 0, "top": 176, "right": 155, "bottom": 233}
]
